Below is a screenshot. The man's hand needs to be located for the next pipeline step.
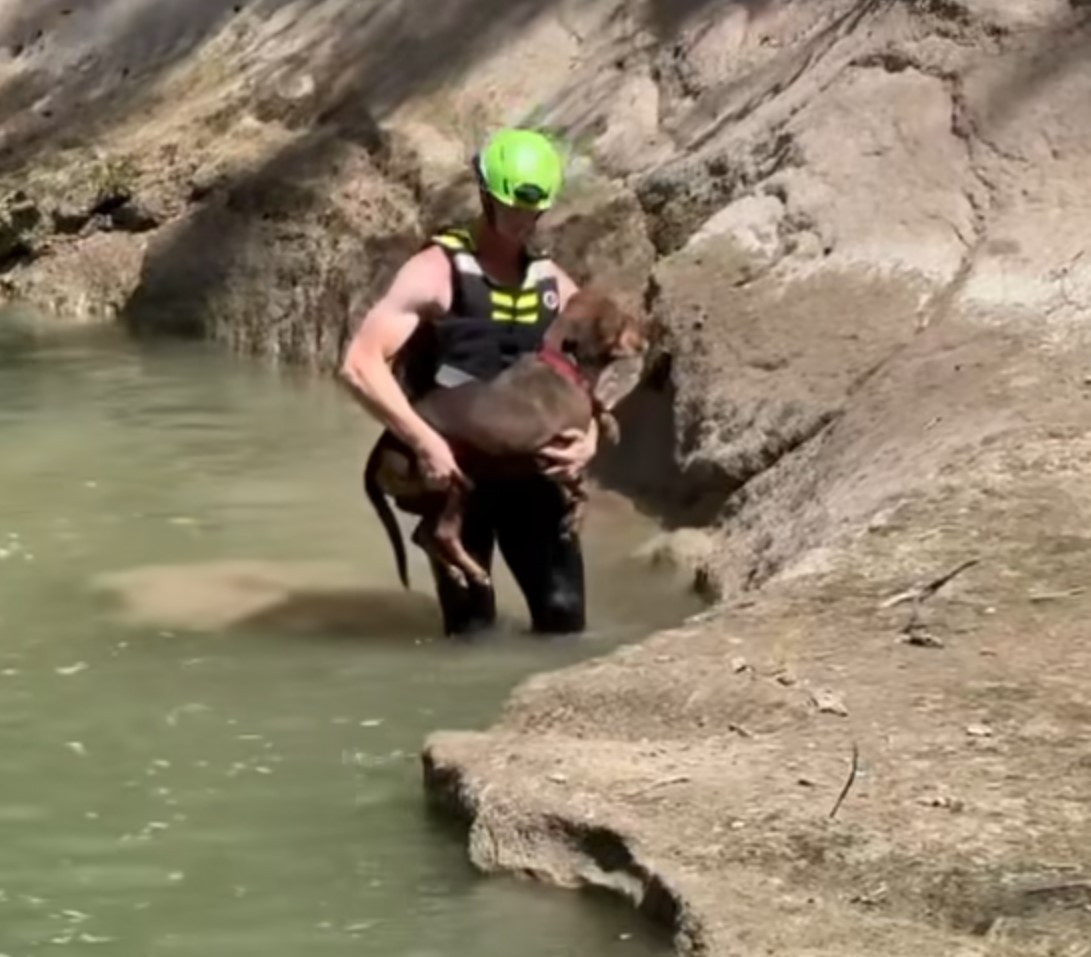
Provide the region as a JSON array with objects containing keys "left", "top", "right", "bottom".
[
  {"left": 537, "top": 419, "right": 599, "bottom": 481},
  {"left": 415, "top": 431, "right": 469, "bottom": 490}
]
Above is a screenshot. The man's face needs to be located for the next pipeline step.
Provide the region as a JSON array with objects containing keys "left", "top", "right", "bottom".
[{"left": 487, "top": 197, "right": 542, "bottom": 245}]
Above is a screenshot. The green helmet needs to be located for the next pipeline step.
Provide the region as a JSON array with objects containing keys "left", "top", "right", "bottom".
[{"left": 475, "top": 128, "right": 564, "bottom": 211}]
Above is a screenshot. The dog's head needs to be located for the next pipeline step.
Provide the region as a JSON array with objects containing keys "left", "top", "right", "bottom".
[
  {"left": 551, "top": 289, "right": 649, "bottom": 368},
  {"left": 547, "top": 288, "right": 651, "bottom": 411}
]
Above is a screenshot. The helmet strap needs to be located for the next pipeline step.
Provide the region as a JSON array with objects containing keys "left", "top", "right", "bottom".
[
  {"left": 470, "top": 151, "right": 498, "bottom": 225},
  {"left": 480, "top": 189, "right": 498, "bottom": 226},
  {"left": 470, "top": 151, "right": 487, "bottom": 189}
]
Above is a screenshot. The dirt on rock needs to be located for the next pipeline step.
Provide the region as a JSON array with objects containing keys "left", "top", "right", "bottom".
[{"left": 2, "top": 0, "right": 1091, "bottom": 954}]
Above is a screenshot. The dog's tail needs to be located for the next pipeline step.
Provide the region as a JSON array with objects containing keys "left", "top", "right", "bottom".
[{"left": 363, "top": 440, "right": 411, "bottom": 589}]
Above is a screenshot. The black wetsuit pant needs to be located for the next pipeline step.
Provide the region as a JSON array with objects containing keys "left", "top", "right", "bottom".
[{"left": 425, "top": 473, "right": 586, "bottom": 637}]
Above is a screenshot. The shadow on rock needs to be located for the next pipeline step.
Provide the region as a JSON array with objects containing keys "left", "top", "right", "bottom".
[
  {"left": 974, "top": 7, "right": 1091, "bottom": 134},
  {"left": 120, "top": 124, "right": 422, "bottom": 367},
  {"left": 645, "top": 0, "right": 771, "bottom": 38},
  {"left": 590, "top": 354, "right": 728, "bottom": 529},
  {"left": 115, "top": 0, "right": 734, "bottom": 364},
  {"left": 116, "top": 0, "right": 565, "bottom": 363}
]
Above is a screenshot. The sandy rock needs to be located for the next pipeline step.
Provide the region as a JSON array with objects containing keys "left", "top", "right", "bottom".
[
  {"left": 686, "top": 192, "right": 787, "bottom": 262},
  {"left": 0, "top": 231, "right": 147, "bottom": 322},
  {"left": 776, "top": 63, "right": 982, "bottom": 284}
]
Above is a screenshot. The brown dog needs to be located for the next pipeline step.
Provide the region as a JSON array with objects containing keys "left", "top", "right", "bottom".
[{"left": 363, "top": 289, "right": 649, "bottom": 590}]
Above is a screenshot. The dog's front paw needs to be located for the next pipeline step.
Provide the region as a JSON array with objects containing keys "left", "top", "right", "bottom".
[{"left": 443, "top": 564, "right": 468, "bottom": 589}]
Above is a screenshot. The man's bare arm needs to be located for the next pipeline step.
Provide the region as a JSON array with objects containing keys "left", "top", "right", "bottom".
[{"left": 339, "top": 246, "right": 451, "bottom": 454}]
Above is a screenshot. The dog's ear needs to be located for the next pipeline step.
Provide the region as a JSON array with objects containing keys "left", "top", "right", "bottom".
[{"left": 605, "top": 306, "right": 649, "bottom": 360}]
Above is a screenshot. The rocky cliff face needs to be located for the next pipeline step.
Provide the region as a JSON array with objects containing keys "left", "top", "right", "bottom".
[{"left": 3, "top": 1, "right": 1091, "bottom": 954}]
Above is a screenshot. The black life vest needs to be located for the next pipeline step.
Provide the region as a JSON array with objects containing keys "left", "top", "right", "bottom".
[{"left": 421, "top": 225, "right": 561, "bottom": 389}]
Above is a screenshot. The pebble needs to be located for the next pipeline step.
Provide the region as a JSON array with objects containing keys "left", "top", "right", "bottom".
[
  {"left": 966, "top": 724, "right": 993, "bottom": 738},
  {"left": 918, "top": 794, "right": 965, "bottom": 812},
  {"left": 811, "top": 689, "right": 849, "bottom": 716}
]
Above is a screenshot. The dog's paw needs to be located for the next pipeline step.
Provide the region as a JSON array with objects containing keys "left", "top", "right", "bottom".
[
  {"left": 468, "top": 569, "right": 492, "bottom": 588},
  {"left": 444, "top": 565, "right": 468, "bottom": 589}
]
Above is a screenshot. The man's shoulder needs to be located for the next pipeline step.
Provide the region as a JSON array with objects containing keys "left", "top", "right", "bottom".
[
  {"left": 424, "top": 224, "right": 474, "bottom": 253},
  {"left": 399, "top": 242, "right": 453, "bottom": 280},
  {"left": 381, "top": 244, "right": 453, "bottom": 320}
]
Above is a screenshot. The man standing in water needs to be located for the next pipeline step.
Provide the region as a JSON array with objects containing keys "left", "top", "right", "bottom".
[{"left": 340, "top": 128, "right": 597, "bottom": 637}]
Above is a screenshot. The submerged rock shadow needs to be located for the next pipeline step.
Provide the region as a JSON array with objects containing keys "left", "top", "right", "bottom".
[
  {"left": 230, "top": 584, "right": 441, "bottom": 641},
  {"left": 92, "top": 558, "right": 442, "bottom": 642}
]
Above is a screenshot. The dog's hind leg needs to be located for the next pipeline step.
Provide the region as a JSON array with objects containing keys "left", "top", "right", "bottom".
[
  {"left": 412, "top": 517, "right": 468, "bottom": 589},
  {"left": 435, "top": 485, "right": 491, "bottom": 588}
]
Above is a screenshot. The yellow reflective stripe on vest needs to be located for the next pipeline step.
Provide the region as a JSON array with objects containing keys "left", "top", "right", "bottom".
[
  {"left": 489, "top": 289, "right": 539, "bottom": 324},
  {"left": 490, "top": 310, "right": 538, "bottom": 324},
  {"left": 433, "top": 233, "right": 467, "bottom": 252}
]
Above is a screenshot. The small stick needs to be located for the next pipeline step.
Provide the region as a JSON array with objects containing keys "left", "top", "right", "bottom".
[
  {"left": 828, "top": 742, "right": 860, "bottom": 820},
  {"left": 1022, "top": 880, "right": 1091, "bottom": 897},
  {"left": 880, "top": 558, "right": 980, "bottom": 609},
  {"left": 1028, "top": 587, "right": 1085, "bottom": 603},
  {"left": 886, "top": 559, "right": 980, "bottom": 643},
  {"left": 625, "top": 775, "right": 691, "bottom": 799}
]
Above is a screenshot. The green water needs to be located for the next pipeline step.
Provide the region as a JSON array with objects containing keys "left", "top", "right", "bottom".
[{"left": 0, "top": 320, "right": 698, "bottom": 955}]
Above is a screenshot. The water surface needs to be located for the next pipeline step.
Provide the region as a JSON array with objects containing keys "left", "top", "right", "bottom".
[{"left": 0, "top": 320, "right": 698, "bottom": 955}]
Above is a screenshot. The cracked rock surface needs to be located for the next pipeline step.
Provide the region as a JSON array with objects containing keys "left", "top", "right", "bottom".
[{"left": 2, "top": 1, "right": 1091, "bottom": 953}]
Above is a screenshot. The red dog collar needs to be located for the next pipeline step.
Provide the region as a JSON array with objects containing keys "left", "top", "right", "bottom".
[{"left": 538, "top": 345, "right": 588, "bottom": 391}]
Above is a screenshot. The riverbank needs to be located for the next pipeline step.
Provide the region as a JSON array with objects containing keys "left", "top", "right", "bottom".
[
  {"left": 424, "top": 315, "right": 1091, "bottom": 954},
  {"left": 2, "top": 1, "right": 1090, "bottom": 954}
]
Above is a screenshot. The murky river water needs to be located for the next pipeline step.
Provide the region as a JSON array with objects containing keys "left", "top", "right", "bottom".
[{"left": 0, "top": 317, "right": 699, "bottom": 956}]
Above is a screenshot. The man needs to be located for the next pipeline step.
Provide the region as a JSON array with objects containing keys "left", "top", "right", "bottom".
[{"left": 340, "top": 127, "right": 598, "bottom": 637}]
